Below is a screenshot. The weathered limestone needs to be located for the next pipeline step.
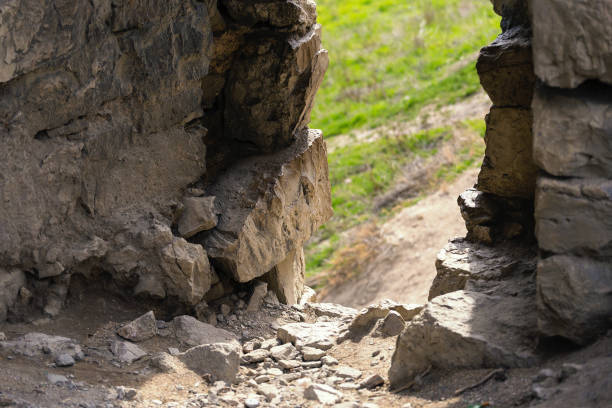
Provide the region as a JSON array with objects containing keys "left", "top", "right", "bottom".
[
  {"left": 535, "top": 177, "right": 612, "bottom": 257},
  {"left": 117, "top": 311, "right": 158, "bottom": 343},
  {"left": 477, "top": 107, "right": 537, "bottom": 199},
  {"left": 264, "top": 247, "right": 306, "bottom": 305},
  {"left": 0, "top": 0, "right": 330, "bottom": 320},
  {"left": 532, "top": 85, "right": 612, "bottom": 179},
  {"left": 389, "top": 289, "right": 539, "bottom": 388},
  {"left": 178, "top": 196, "right": 219, "bottom": 239},
  {"left": 429, "top": 238, "right": 537, "bottom": 300},
  {"left": 530, "top": 0, "right": 612, "bottom": 344},
  {"left": 537, "top": 255, "right": 612, "bottom": 345},
  {"left": 529, "top": 0, "right": 612, "bottom": 88},
  {"left": 201, "top": 129, "right": 332, "bottom": 283}
]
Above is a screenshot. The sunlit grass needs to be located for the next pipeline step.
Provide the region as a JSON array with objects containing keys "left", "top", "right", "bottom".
[{"left": 311, "top": 0, "right": 499, "bottom": 137}]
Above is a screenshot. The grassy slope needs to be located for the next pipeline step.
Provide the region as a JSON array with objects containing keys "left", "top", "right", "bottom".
[
  {"left": 311, "top": 0, "right": 499, "bottom": 137},
  {"left": 306, "top": 0, "right": 499, "bottom": 282}
]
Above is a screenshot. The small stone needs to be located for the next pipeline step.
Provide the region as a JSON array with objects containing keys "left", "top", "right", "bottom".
[
  {"left": 110, "top": 341, "right": 147, "bottom": 364},
  {"left": 335, "top": 365, "right": 362, "bottom": 380},
  {"left": 151, "top": 400, "right": 163, "bottom": 405},
  {"left": 221, "top": 304, "right": 232, "bottom": 316},
  {"left": 247, "top": 281, "right": 268, "bottom": 312},
  {"left": 304, "top": 383, "right": 343, "bottom": 404},
  {"left": 243, "top": 349, "right": 270, "bottom": 364},
  {"left": 561, "top": 363, "right": 583, "bottom": 379},
  {"left": 168, "top": 347, "right": 180, "bottom": 356},
  {"left": 270, "top": 343, "right": 298, "bottom": 361},
  {"left": 260, "top": 338, "right": 280, "bottom": 350},
  {"left": 117, "top": 311, "right": 158, "bottom": 342},
  {"left": 362, "top": 404, "right": 380, "bottom": 408},
  {"left": 244, "top": 397, "right": 260, "bottom": 408},
  {"left": 242, "top": 339, "right": 262, "bottom": 354},
  {"left": 0, "top": 332, "right": 6, "bottom": 341},
  {"left": 116, "top": 386, "right": 138, "bottom": 401},
  {"left": 257, "top": 383, "right": 278, "bottom": 401},
  {"left": 380, "top": 311, "right": 405, "bottom": 336},
  {"left": 360, "top": 374, "right": 384, "bottom": 389},
  {"left": 333, "top": 403, "right": 359, "bottom": 408},
  {"left": 267, "top": 368, "right": 283, "bottom": 376},
  {"left": 254, "top": 375, "right": 270, "bottom": 384},
  {"left": 301, "top": 361, "right": 322, "bottom": 369},
  {"left": 55, "top": 353, "right": 75, "bottom": 367},
  {"left": 402, "top": 404, "right": 413, "bottom": 408},
  {"left": 534, "top": 368, "right": 560, "bottom": 383},
  {"left": 47, "top": 373, "right": 69, "bottom": 385},
  {"left": 178, "top": 196, "right": 218, "bottom": 238},
  {"left": 321, "top": 355, "right": 339, "bottom": 366},
  {"left": 338, "top": 382, "right": 359, "bottom": 390},
  {"left": 278, "top": 359, "right": 301, "bottom": 370},
  {"left": 301, "top": 346, "right": 326, "bottom": 361}
]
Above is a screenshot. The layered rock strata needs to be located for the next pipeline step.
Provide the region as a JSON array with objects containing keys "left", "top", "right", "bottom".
[{"left": 0, "top": 0, "right": 331, "bottom": 322}]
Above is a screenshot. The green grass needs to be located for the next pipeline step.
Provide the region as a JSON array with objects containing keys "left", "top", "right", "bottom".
[{"left": 311, "top": 0, "right": 500, "bottom": 137}]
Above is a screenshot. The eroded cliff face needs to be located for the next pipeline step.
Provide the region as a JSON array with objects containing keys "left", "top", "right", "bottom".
[{"left": 0, "top": 0, "right": 331, "bottom": 321}]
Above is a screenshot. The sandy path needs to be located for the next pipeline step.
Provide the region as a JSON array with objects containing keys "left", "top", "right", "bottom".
[{"left": 321, "top": 168, "right": 478, "bottom": 308}]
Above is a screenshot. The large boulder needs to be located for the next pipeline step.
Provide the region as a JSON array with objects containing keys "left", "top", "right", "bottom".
[
  {"left": 529, "top": 0, "right": 612, "bottom": 88},
  {"left": 533, "top": 85, "right": 612, "bottom": 179},
  {"left": 537, "top": 255, "right": 612, "bottom": 345},
  {"left": 201, "top": 129, "right": 332, "bottom": 282},
  {"left": 389, "top": 289, "right": 539, "bottom": 388}
]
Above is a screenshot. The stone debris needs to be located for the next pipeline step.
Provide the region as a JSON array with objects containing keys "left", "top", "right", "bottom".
[
  {"left": 360, "top": 374, "right": 385, "bottom": 389},
  {"left": 54, "top": 353, "right": 75, "bottom": 367},
  {"left": 247, "top": 282, "right": 269, "bottom": 312},
  {"left": 172, "top": 315, "right": 238, "bottom": 347},
  {"left": 335, "top": 365, "right": 363, "bottom": 380},
  {"left": 46, "top": 373, "right": 69, "bottom": 385},
  {"left": 110, "top": 341, "right": 147, "bottom": 364},
  {"left": 277, "top": 321, "right": 344, "bottom": 350},
  {"left": 301, "top": 346, "right": 326, "bottom": 361},
  {"left": 304, "top": 383, "right": 343, "bottom": 405},
  {"left": 243, "top": 349, "right": 270, "bottom": 364},
  {"left": 380, "top": 311, "right": 405, "bottom": 337},
  {"left": 269, "top": 343, "right": 299, "bottom": 361},
  {"left": 178, "top": 196, "right": 218, "bottom": 239},
  {"left": 278, "top": 359, "right": 301, "bottom": 370},
  {"left": 116, "top": 311, "right": 158, "bottom": 342},
  {"left": 0, "top": 332, "right": 83, "bottom": 360},
  {"left": 178, "top": 342, "right": 241, "bottom": 383}
]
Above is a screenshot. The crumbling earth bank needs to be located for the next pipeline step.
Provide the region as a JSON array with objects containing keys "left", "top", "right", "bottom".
[{"left": 0, "top": 0, "right": 331, "bottom": 321}]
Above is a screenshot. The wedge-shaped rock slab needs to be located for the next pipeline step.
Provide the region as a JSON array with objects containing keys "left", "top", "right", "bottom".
[
  {"left": 389, "top": 290, "right": 539, "bottom": 388},
  {"left": 178, "top": 342, "right": 241, "bottom": 383},
  {"left": 429, "top": 238, "right": 537, "bottom": 300},
  {"left": 201, "top": 129, "right": 332, "bottom": 282},
  {"left": 172, "top": 315, "right": 238, "bottom": 347},
  {"left": 277, "top": 321, "right": 344, "bottom": 350}
]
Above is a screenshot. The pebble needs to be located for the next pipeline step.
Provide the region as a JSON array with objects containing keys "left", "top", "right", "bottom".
[
  {"left": 278, "top": 359, "right": 301, "bottom": 370},
  {"left": 150, "top": 400, "right": 162, "bottom": 405},
  {"left": 221, "top": 304, "right": 232, "bottom": 316},
  {"left": 55, "top": 353, "right": 75, "bottom": 367},
  {"left": 321, "top": 355, "right": 339, "bottom": 366},
  {"left": 301, "top": 361, "right": 322, "bottom": 369},
  {"left": 267, "top": 368, "right": 283, "bottom": 376},
  {"left": 360, "top": 374, "right": 384, "bottom": 389},
  {"left": 301, "top": 346, "right": 326, "bottom": 361},
  {"left": 47, "top": 373, "right": 69, "bottom": 385},
  {"left": 244, "top": 396, "right": 260, "bottom": 407},
  {"left": 254, "top": 375, "right": 270, "bottom": 384},
  {"left": 243, "top": 349, "right": 270, "bottom": 364},
  {"left": 257, "top": 384, "right": 278, "bottom": 401},
  {"left": 0, "top": 332, "right": 6, "bottom": 341},
  {"left": 335, "top": 365, "right": 363, "bottom": 380},
  {"left": 168, "top": 347, "right": 180, "bottom": 356}
]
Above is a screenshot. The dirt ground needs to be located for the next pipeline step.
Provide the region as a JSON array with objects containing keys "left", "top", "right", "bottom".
[{"left": 322, "top": 168, "right": 478, "bottom": 308}]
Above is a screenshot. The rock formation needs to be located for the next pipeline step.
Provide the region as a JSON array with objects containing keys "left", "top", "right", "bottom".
[
  {"left": 0, "top": 0, "right": 331, "bottom": 322},
  {"left": 390, "top": 0, "right": 612, "bottom": 387}
]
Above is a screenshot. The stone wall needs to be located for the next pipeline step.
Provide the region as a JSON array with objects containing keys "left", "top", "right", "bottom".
[
  {"left": 0, "top": 0, "right": 331, "bottom": 322},
  {"left": 530, "top": 0, "right": 612, "bottom": 345}
]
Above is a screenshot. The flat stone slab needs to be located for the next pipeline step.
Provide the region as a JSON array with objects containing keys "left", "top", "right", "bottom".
[{"left": 277, "top": 321, "right": 344, "bottom": 350}]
